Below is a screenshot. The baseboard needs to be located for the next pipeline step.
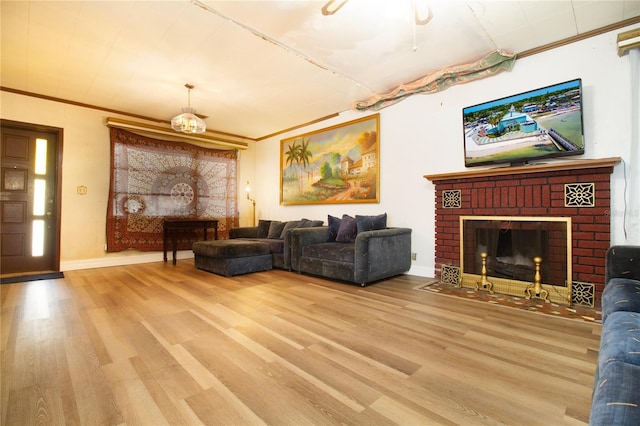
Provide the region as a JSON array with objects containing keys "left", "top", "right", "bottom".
[
  {"left": 60, "top": 251, "right": 194, "bottom": 271},
  {"left": 61, "top": 253, "right": 433, "bottom": 276},
  {"left": 407, "top": 265, "right": 433, "bottom": 278}
]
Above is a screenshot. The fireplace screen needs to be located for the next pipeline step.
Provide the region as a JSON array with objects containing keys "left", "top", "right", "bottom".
[{"left": 460, "top": 216, "right": 571, "bottom": 290}]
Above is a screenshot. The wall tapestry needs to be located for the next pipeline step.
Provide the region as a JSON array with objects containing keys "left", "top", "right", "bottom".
[
  {"left": 107, "top": 127, "right": 238, "bottom": 252},
  {"left": 280, "top": 114, "right": 379, "bottom": 205}
]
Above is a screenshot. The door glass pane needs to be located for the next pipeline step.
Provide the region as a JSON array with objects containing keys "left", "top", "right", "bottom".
[
  {"left": 33, "top": 179, "right": 46, "bottom": 215},
  {"left": 35, "top": 138, "right": 47, "bottom": 175},
  {"left": 32, "top": 220, "right": 44, "bottom": 256}
]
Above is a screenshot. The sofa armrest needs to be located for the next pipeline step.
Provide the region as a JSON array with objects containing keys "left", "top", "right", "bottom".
[
  {"left": 229, "top": 226, "right": 259, "bottom": 239},
  {"left": 606, "top": 245, "right": 640, "bottom": 284},
  {"left": 290, "top": 227, "right": 329, "bottom": 271},
  {"left": 354, "top": 227, "right": 412, "bottom": 285}
]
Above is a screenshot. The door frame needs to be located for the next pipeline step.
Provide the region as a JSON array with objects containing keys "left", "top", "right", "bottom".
[{"left": 1, "top": 119, "right": 63, "bottom": 273}]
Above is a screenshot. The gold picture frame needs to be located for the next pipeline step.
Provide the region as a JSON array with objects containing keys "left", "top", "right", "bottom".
[{"left": 280, "top": 114, "right": 380, "bottom": 205}]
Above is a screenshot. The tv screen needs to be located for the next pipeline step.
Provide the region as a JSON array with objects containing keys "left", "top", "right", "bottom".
[{"left": 463, "top": 78, "right": 585, "bottom": 167}]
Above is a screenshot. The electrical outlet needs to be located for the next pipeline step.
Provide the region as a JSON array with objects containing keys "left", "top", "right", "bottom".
[{"left": 411, "top": 252, "right": 417, "bottom": 261}]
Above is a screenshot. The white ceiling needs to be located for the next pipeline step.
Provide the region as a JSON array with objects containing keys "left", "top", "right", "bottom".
[{"left": 2, "top": 0, "right": 639, "bottom": 140}]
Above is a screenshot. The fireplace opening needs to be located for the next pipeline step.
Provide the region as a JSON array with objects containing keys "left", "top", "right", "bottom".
[
  {"left": 488, "top": 229, "right": 547, "bottom": 282},
  {"left": 460, "top": 216, "right": 572, "bottom": 303}
]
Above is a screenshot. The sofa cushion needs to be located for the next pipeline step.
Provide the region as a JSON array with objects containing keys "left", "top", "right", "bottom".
[
  {"left": 598, "top": 311, "right": 640, "bottom": 371},
  {"left": 356, "top": 213, "right": 387, "bottom": 233},
  {"left": 267, "top": 221, "right": 286, "bottom": 239},
  {"left": 602, "top": 278, "right": 640, "bottom": 322},
  {"left": 336, "top": 214, "right": 357, "bottom": 243},
  {"left": 258, "top": 238, "right": 285, "bottom": 254},
  {"left": 328, "top": 215, "right": 341, "bottom": 241},
  {"left": 257, "top": 220, "right": 272, "bottom": 238},
  {"left": 590, "top": 360, "right": 640, "bottom": 425},
  {"left": 302, "top": 242, "right": 355, "bottom": 263}
]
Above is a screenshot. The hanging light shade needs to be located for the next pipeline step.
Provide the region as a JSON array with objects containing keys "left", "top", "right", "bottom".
[{"left": 171, "top": 84, "right": 206, "bottom": 134}]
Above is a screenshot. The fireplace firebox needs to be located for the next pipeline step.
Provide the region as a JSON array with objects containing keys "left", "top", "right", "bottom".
[{"left": 460, "top": 216, "right": 571, "bottom": 304}]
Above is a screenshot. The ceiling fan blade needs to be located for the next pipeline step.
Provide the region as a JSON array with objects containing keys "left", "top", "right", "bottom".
[{"left": 321, "top": 0, "right": 349, "bottom": 16}]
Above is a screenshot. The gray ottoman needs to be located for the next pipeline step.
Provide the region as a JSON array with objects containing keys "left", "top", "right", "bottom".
[{"left": 192, "top": 240, "right": 272, "bottom": 277}]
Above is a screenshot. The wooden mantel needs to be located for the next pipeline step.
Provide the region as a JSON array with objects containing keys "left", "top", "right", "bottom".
[{"left": 424, "top": 157, "right": 621, "bottom": 182}]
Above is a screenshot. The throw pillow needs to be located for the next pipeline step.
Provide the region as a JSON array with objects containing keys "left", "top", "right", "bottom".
[
  {"left": 280, "top": 220, "right": 302, "bottom": 239},
  {"left": 336, "top": 214, "right": 357, "bottom": 243},
  {"left": 300, "top": 219, "right": 323, "bottom": 228},
  {"left": 355, "top": 213, "right": 387, "bottom": 233},
  {"left": 328, "top": 215, "right": 341, "bottom": 241},
  {"left": 257, "top": 220, "right": 272, "bottom": 238},
  {"left": 267, "top": 221, "right": 286, "bottom": 239}
]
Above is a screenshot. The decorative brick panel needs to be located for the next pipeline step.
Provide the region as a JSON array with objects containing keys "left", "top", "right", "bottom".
[{"left": 425, "top": 158, "right": 620, "bottom": 308}]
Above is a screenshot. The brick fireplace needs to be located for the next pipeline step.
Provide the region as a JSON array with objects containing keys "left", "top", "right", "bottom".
[{"left": 424, "top": 157, "right": 621, "bottom": 308}]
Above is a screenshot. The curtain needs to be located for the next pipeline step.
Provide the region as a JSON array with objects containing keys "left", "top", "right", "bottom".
[
  {"left": 628, "top": 48, "right": 639, "bottom": 243},
  {"left": 106, "top": 127, "right": 238, "bottom": 252},
  {"left": 353, "top": 49, "right": 516, "bottom": 112}
]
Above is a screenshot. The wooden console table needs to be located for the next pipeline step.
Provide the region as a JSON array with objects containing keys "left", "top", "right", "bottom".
[{"left": 163, "top": 218, "right": 219, "bottom": 265}]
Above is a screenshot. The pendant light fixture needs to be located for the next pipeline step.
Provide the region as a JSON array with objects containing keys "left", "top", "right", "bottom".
[{"left": 171, "top": 83, "right": 206, "bottom": 134}]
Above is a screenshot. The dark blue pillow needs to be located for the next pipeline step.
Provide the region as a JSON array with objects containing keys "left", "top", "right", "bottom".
[
  {"left": 355, "top": 213, "right": 387, "bottom": 233},
  {"left": 336, "top": 214, "right": 357, "bottom": 243},
  {"left": 328, "top": 215, "right": 341, "bottom": 241}
]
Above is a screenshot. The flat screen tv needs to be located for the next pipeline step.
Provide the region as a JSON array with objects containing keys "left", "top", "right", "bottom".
[{"left": 463, "top": 78, "right": 585, "bottom": 167}]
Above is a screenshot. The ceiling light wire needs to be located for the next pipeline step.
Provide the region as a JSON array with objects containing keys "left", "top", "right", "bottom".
[
  {"left": 412, "top": 0, "right": 418, "bottom": 52},
  {"left": 191, "top": 0, "right": 375, "bottom": 94}
]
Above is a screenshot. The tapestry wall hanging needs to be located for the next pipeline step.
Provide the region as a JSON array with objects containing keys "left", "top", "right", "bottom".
[
  {"left": 280, "top": 114, "right": 380, "bottom": 205},
  {"left": 107, "top": 127, "right": 238, "bottom": 252}
]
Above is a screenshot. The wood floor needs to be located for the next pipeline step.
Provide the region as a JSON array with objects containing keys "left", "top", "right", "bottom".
[{"left": 1, "top": 261, "right": 601, "bottom": 425}]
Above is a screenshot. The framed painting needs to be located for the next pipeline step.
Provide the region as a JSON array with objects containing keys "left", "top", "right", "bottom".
[{"left": 280, "top": 114, "right": 380, "bottom": 205}]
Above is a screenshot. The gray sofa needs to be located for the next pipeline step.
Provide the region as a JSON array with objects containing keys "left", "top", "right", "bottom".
[
  {"left": 590, "top": 245, "right": 640, "bottom": 425},
  {"left": 290, "top": 214, "right": 411, "bottom": 286}
]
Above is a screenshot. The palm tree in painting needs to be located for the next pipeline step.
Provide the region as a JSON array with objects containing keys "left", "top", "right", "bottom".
[
  {"left": 284, "top": 138, "right": 313, "bottom": 193},
  {"left": 284, "top": 140, "right": 302, "bottom": 192},
  {"left": 285, "top": 141, "right": 300, "bottom": 171},
  {"left": 298, "top": 138, "right": 312, "bottom": 182}
]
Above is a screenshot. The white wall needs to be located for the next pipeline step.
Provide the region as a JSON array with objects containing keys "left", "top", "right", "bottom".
[
  {"left": 1, "top": 24, "right": 637, "bottom": 274},
  {"left": 254, "top": 24, "right": 639, "bottom": 277}
]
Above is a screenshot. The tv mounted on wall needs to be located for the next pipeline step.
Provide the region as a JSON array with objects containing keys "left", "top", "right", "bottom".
[{"left": 463, "top": 78, "right": 585, "bottom": 167}]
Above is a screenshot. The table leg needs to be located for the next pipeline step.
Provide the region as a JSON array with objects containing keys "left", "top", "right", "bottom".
[
  {"left": 163, "top": 228, "right": 168, "bottom": 262},
  {"left": 172, "top": 231, "right": 178, "bottom": 265}
]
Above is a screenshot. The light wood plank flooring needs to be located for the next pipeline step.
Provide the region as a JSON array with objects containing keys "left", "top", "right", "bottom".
[{"left": 1, "top": 261, "right": 601, "bottom": 425}]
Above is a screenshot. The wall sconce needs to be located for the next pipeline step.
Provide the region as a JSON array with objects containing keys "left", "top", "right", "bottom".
[{"left": 246, "top": 181, "right": 256, "bottom": 226}]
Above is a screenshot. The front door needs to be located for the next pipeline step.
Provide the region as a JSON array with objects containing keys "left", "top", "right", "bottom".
[{"left": 1, "top": 121, "right": 62, "bottom": 275}]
